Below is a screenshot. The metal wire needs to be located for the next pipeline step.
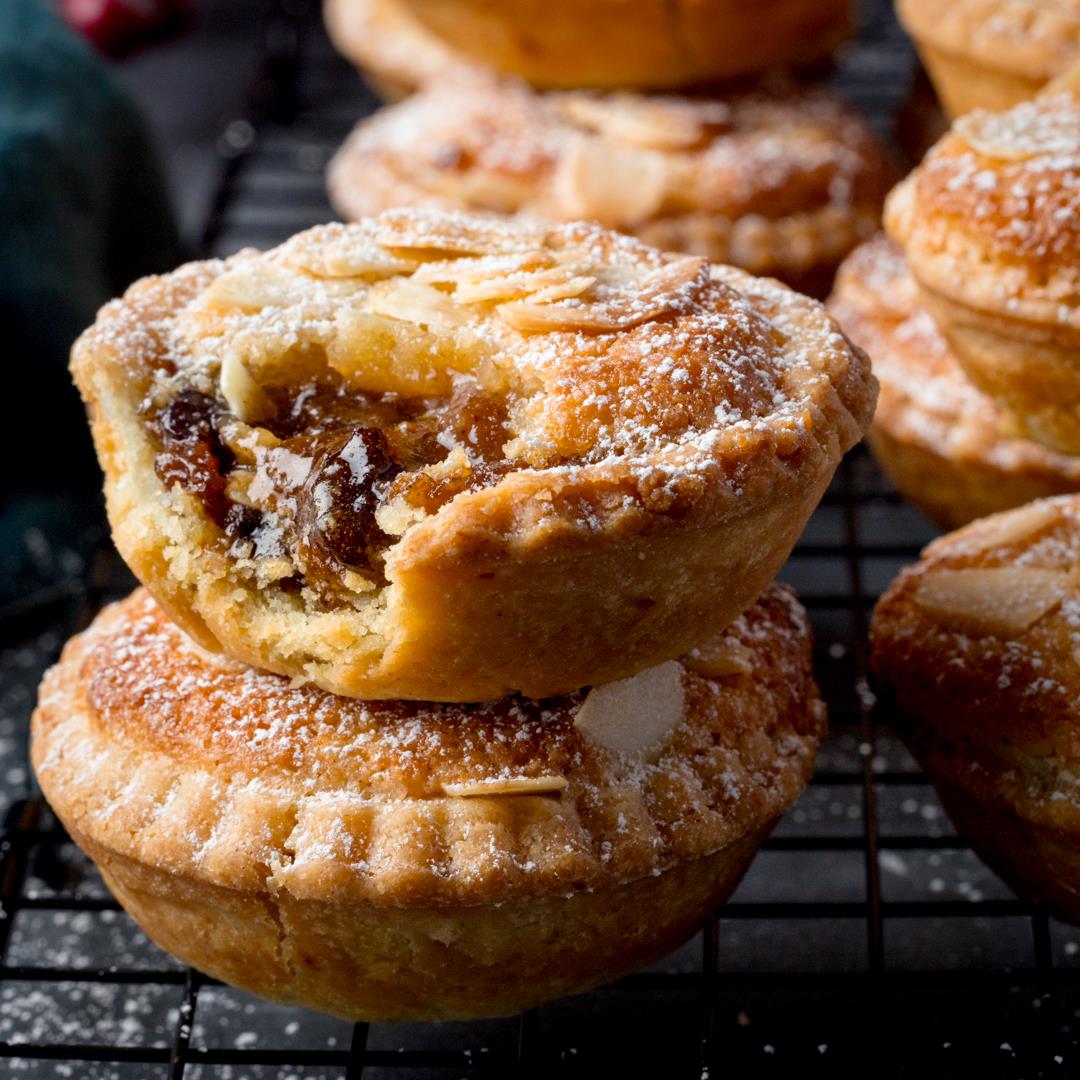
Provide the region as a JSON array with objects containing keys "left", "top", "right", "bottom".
[{"left": 3, "top": 1, "right": 1079, "bottom": 1076}]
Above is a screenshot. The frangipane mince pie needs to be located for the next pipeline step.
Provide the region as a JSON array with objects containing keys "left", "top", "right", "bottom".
[
  {"left": 33, "top": 584, "right": 824, "bottom": 1020},
  {"left": 71, "top": 209, "right": 875, "bottom": 701},
  {"left": 885, "top": 88, "right": 1080, "bottom": 455},
  {"left": 328, "top": 72, "right": 895, "bottom": 297},
  {"left": 872, "top": 495, "right": 1080, "bottom": 921},
  {"left": 828, "top": 236, "right": 1080, "bottom": 529}
]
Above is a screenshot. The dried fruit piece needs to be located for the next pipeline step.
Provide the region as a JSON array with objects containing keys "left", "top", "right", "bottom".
[
  {"left": 552, "top": 135, "right": 668, "bottom": 226},
  {"left": 913, "top": 567, "right": 1068, "bottom": 636},
  {"left": 574, "top": 660, "right": 685, "bottom": 760},
  {"left": 442, "top": 775, "right": 568, "bottom": 797}
]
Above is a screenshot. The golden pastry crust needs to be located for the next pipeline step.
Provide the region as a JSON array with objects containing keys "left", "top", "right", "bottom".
[
  {"left": 70, "top": 209, "right": 875, "bottom": 702},
  {"left": 872, "top": 496, "right": 1080, "bottom": 920},
  {"left": 885, "top": 92, "right": 1080, "bottom": 455},
  {"left": 323, "top": 0, "right": 466, "bottom": 99},
  {"left": 33, "top": 586, "right": 824, "bottom": 1020},
  {"left": 898, "top": 0, "right": 1080, "bottom": 116},
  {"left": 828, "top": 236, "right": 1080, "bottom": 529},
  {"left": 327, "top": 72, "right": 895, "bottom": 297},
  {"left": 393, "top": 0, "right": 855, "bottom": 89}
]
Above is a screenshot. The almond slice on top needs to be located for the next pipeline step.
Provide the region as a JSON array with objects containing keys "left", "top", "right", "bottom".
[
  {"left": 913, "top": 567, "right": 1068, "bottom": 636},
  {"left": 442, "top": 775, "right": 569, "bottom": 797},
  {"left": 497, "top": 255, "right": 705, "bottom": 334},
  {"left": 551, "top": 135, "right": 669, "bottom": 226},
  {"left": 574, "top": 660, "right": 685, "bottom": 761}
]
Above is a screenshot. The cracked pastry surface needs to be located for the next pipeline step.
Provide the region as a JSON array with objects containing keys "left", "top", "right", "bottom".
[
  {"left": 70, "top": 208, "right": 875, "bottom": 702},
  {"left": 323, "top": 0, "right": 465, "bottom": 99},
  {"left": 886, "top": 91, "right": 1080, "bottom": 455},
  {"left": 32, "top": 585, "right": 824, "bottom": 1020},
  {"left": 392, "top": 0, "right": 855, "bottom": 89},
  {"left": 328, "top": 72, "right": 895, "bottom": 297},
  {"left": 872, "top": 496, "right": 1080, "bottom": 921},
  {"left": 828, "top": 236, "right": 1080, "bottom": 529},
  {"left": 898, "top": 0, "right": 1080, "bottom": 116}
]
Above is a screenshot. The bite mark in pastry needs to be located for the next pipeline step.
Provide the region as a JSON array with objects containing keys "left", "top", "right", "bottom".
[
  {"left": 33, "top": 585, "right": 825, "bottom": 1020},
  {"left": 70, "top": 209, "right": 875, "bottom": 702},
  {"left": 328, "top": 72, "right": 896, "bottom": 297},
  {"left": 872, "top": 495, "right": 1080, "bottom": 922},
  {"left": 828, "top": 235, "right": 1080, "bottom": 529}
]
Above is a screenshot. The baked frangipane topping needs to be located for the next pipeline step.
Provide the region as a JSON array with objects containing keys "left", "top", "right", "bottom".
[
  {"left": 109, "top": 209, "right": 857, "bottom": 607},
  {"left": 328, "top": 73, "right": 893, "bottom": 278},
  {"left": 828, "top": 236, "right": 1080, "bottom": 478},
  {"left": 886, "top": 92, "right": 1080, "bottom": 326},
  {"left": 35, "top": 585, "right": 823, "bottom": 904}
]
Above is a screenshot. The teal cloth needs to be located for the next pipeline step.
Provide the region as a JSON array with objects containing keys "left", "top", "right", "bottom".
[{"left": 1, "top": 0, "right": 181, "bottom": 487}]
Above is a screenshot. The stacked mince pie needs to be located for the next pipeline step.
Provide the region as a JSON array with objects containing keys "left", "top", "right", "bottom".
[
  {"left": 829, "top": 73, "right": 1080, "bottom": 527},
  {"left": 33, "top": 207, "right": 876, "bottom": 1019}
]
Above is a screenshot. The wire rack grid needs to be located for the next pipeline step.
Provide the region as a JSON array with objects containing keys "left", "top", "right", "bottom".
[{"left": 2, "top": 2, "right": 1080, "bottom": 1077}]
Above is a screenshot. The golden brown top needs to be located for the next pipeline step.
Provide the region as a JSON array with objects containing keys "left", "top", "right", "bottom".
[
  {"left": 829, "top": 235, "right": 1080, "bottom": 478},
  {"left": 34, "top": 586, "right": 823, "bottom": 905},
  {"left": 73, "top": 208, "right": 874, "bottom": 608},
  {"left": 872, "top": 496, "right": 1080, "bottom": 827},
  {"left": 886, "top": 93, "right": 1080, "bottom": 328},
  {"left": 327, "top": 72, "right": 893, "bottom": 275},
  {"left": 898, "top": 0, "right": 1080, "bottom": 81}
]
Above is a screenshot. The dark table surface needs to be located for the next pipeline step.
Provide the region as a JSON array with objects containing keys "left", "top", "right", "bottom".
[{"left": 3, "top": 2, "right": 1080, "bottom": 1078}]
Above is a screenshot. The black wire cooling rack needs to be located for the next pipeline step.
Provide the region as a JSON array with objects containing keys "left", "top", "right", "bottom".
[{"left": 3, "top": 3, "right": 1080, "bottom": 1077}]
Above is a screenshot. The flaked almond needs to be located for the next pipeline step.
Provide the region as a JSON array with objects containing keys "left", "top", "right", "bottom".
[
  {"left": 413, "top": 251, "right": 557, "bottom": 288},
  {"left": 371, "top": 208, "right": 546, "bottom": 255},
  {"left": 220, "top": 351, "right": 274, "bottom": 424},
  {"left": 681, "top": 636, "right": 754, "bottom": 677},
  {"left": 284, "top": 233, "right": 419, "bottom": 279},
  {"left": 954, "top": 99, "right": 1080, "bottom": 162},
  {"left": 497, "top": 255, "right": 705, "bottom": 334},
  {"left": 365, "top": 278, "right": 469, "bottom": 331},
  {"left": 442, "top": 775, "right": 568, "bottom": 797},
  {"left": 455, "top": 268, "right": 594, "bottom": 304},
  {"left": 958, "top": 501, "right": 1062, "bottom": 555},
  {"left": 913, "top": 567, "right": 1067, "bottom": 636},
  {"left": 558, "top": 94, "right": 724, "bottom": 151},
  {"left": 552, "top": 136, "right": 668, "bottom": 226},
  {"left": 573, "top": 660, "right": 685, "bottom": 761}
]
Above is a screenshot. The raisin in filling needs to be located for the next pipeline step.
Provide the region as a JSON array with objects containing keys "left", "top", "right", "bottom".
[
  {"left": 148, "top": 376, "right": 515, "bottom": 597},
  {"left": 151, "top": 390, "right": 234, "bottom": 527}
]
